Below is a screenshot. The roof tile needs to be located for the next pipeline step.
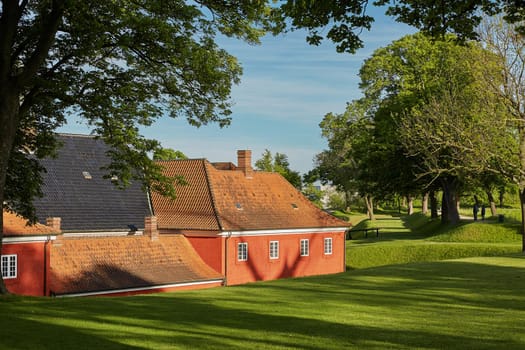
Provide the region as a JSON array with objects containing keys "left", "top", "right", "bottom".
[
  {"left": 152, "top": 158, "right": 350, "bottom": 231},
  {"left": 49, "top": 235, "right": 222, "bottom": 295},
  {"left": 33, "top": 134, "right": 152, "bottom": 232},
  {"left": 3, "top": 210, "right": 58, "bottom": 236}
]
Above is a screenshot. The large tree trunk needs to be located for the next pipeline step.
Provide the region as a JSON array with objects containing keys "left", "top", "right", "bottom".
[
  {"left": 364, "top": 195, "right": 375, "bottom": 221},
  {"left": 344, "top": 191, "right": 352, "bottom": 212},
  {"left": 429, "top": 190, "right": 439, "bottom": 219},
  {"left": 0, "top": 88, "right": 21, "bottom": 294},
  {"left": 520, "top": 189, "right": 525, "bottom": 252},
  {"left": 422, "top": 192, "right": 429, "bottom": 214},
  {"left": 441, "top": 178, "right": 460, "bottom": 224},
  {"left": 519, "top": 126, "right": 525, "bottom": 253},
  {"left": 407, "top": 195, "right": 414, "bottom": 215},
  {"left": 486, "top": 190, "right": 497, "bottom": 217}
]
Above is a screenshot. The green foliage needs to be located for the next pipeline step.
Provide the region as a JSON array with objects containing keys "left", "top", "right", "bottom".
[
  {"left": 276, "top": 0, "right": 525, "bottom": 53},
  {"left": 153, "top": 148, "right": 187, "bottom": 161},
  {"left": 301, "top": 183, "right": 323, "bottom": 207},
  {"left": 327, "top": 192, "right": 346, "bottom": 211},
  {"left": 254, "top": 149, "right": 302, "bottom": 188},
  {"left": 0, "top": 1, "right": 278, "bottom": 224}
]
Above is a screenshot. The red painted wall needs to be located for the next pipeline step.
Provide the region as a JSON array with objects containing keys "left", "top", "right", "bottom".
[
  {"left": 2, "top": 241, "right": 48, "bottom": 296},
  {"left": 186, "top": 236, "right": 224, "bottom": 274},
  {"left": 225, "top": 231, "right": 346, "bottom": 286}
]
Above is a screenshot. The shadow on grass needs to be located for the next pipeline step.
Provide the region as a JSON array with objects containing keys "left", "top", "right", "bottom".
[{"left": 2, "top": 258, "right": 525, "bottom": 349}]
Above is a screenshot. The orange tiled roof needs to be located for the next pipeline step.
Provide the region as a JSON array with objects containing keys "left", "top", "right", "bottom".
[
  {"left": 152, "top": 159, "right": 221, "bottom": 231},
  {"left": 3, "top": 210, "right": 58, "bottom": 236},
  {"left": 152, "top": 159, "right": 350, "bottom": 231},
  {"left": 49, "top": 235, "right": 223, "bottom": 295}
]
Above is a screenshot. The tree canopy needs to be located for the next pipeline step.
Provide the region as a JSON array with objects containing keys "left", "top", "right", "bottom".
[
  {"left": 255, "top": 149, "right": 302, "bottom": 188},
  {"left": 315, "top": 32, "right": 514, "bottom": 223}
]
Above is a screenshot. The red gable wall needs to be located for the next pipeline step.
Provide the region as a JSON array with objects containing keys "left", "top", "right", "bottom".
[{"left": 2, "top": 241, "right": 49, "bottom": 296}]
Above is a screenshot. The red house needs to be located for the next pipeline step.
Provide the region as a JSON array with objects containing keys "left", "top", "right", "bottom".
[
  {"left": 152, "top": 150, "right": 350, "bottom": 286},
  {"left": 3, "top": 135, "right": 349, "bottom": 296},
  {"left": 2, "top": 211, "right": 59, "bottom": 296}
]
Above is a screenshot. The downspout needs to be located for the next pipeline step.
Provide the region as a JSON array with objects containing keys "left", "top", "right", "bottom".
[
  {"left": 224, "top": 231, "right": 232, "bottom": 286},
  {"left": 344, "top": 230, "right": 347, "bottom": 272},
  {"left": 43, "top": 235, "right": 50, "bottom": 296}
]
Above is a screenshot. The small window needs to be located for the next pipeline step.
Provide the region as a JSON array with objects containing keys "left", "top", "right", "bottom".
[
  {"left": 291, "top": 203, "right": 298, "bottom": 209},
  {"left": 235, "top": 203, "right": 243, "bottom": 210},
  {"left": 300, "top": 239, "right": 309, "bottom": 257},
  {"left": 324, "top": 238, "right": 333, "bottom": 255},
  {"left": 1, "top": 255, "right": 17, "bottom": 279},
  {"left": 269, "top": 241, "right": 279, "bottom": 259},
  {"left": 237, "top": 242, "right": 248, "bottom": 261}
]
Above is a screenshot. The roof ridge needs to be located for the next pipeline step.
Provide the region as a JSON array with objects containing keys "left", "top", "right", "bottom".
[
  {"left": 56, "top": 133, "right": 96, "bottom": 138},
  {"left": 202, "top": 160, "right": 223, "bottom": 231},
  {"left": 155, "top": 158, "right": 207, "bottom": 163}
]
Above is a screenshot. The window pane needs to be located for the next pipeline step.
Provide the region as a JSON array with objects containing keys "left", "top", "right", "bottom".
[
  {"left": 1, "top": 255, "right": 16, "bottom": 278},
  {"left": 270, "top": 241, "right": 279, "bottom": 259},
  {"left": 300, "top": 239, "right": 309, "bottom": 256},
  {"left": 237, "top": 243, "right": 248, "bottom": 261},
  {"left": 324, "top": 238, "right": 333, "bottom": 255}
]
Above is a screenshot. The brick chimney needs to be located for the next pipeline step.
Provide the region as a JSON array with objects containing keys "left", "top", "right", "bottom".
[
  {"left": 237, "top": 150, "right": 253, "bottom": 178},
  {"left": 144, "top": 216, "right": 159, "bottom": 241},
  {"left": 46, "top": 217, "right": 61, "bottom": 232}
]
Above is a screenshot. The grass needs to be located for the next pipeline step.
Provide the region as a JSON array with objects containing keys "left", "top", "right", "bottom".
[
  {"left": 2, "top": 209, "right": 524, "bottom": 349},
  {"left": 2, "top": 255, "right": 525, "bottom": 349},
  {"left": 346, "top": 211, "right": 522, "bottom": 269}
]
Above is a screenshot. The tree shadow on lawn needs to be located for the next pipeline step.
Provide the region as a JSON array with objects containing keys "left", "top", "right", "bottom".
[{"left": 3, "top": 258, "right": 525, "bottom": 349}]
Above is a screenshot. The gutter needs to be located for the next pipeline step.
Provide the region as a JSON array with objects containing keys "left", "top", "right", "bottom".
[
  {"left": 224, "top": 231, "right": 232, "bottom": 286},
  {"left": 54, "top": 279, "right": 224, "bottom": 298}
]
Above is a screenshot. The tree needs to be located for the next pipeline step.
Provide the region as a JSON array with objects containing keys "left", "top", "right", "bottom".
[
  {"left": 153, "top": 148, "right": 187, "bottom": 161},
  {"left": 254, "top": 149, "right": 302, "bottom": 188},
  {"left": 316, "top": 100, "right": 381, "bottom": 220},
  {"left": 358, "top": 33, "right": 512, "bottom": 224},
  {"left": 477, "top": 15, "right": 525, "bottom": 248}
]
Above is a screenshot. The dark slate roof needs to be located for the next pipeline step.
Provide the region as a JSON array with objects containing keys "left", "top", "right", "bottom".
[{"left": 33, "top": 134, "right": 152, "bottom": 232}]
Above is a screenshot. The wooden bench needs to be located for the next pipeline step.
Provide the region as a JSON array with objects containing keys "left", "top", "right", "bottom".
[{"left": 346, "top": 228, "right": 380, "bottom": 240}]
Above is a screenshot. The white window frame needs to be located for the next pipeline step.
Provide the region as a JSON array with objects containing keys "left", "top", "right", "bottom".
[
  {"left": 300, "top": 239, "right": 309, "bottom": 257},
  {"left": 1, "top": 254, "right": 17, "bottom": 279},
  {"left": 237, "top": 242, "right": 248, "bottom": 261},
  {"left": 324, "top": 237, "right": 333, "bottom": 255},
  {"left": 269, "top": 241, "right": 279, "bottom": 260}
]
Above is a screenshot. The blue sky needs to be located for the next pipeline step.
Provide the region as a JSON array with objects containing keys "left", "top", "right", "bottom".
[{"left": 60, "top": 10, "right": 413, "bottom": 175}]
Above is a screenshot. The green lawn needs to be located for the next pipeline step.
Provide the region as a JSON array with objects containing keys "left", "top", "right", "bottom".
[
  {"left": 2, "top": 211, "right": 525, "bottom": 349},
  {"left": 346, "top": 212, "right": 522, "bottom": 269},
  {"left": 1, "top": 255, "right": 525, "bottom": 349}
]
